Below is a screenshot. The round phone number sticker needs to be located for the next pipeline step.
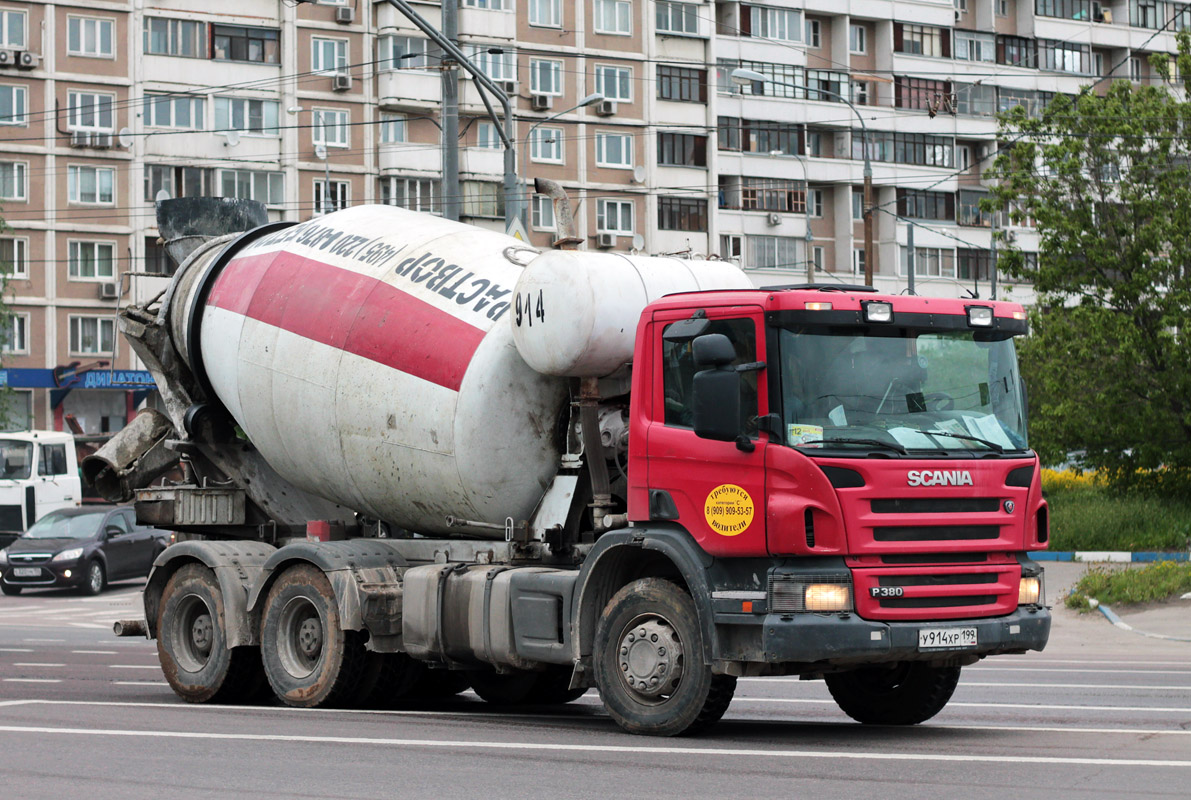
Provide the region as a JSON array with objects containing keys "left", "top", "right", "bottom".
[{"left": 703, "top": 484, "right": 754, "bottom": 536}]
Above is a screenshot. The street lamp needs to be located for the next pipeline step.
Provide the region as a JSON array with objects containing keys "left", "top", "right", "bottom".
[
  {"left": 521, "top": 92, "right": 604, "bottom": 228},
  {"left": 769, "top": 149, "right": 813, "bottom": 283},
  {"left": 731, "top": 67, "right": 874, "bottom": 286},
  {"left": 288, "top": 105, "right": 334, "bottom": 215}
]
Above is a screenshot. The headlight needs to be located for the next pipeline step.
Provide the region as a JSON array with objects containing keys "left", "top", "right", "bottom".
[
  {"left": 770, "top": 573, "right": 854, "bottom": 613},
  {"left": 862, "top": 300, "right": 893, "bottom": 323},
  {"left": 805, "top": 583, "right": 853, "bottom": 612},
  {"left": 1018, "top": 575, "right": 1043, "bottom": 605},
  {"left": 967, "top": 305, "right": 994, "bottom": 327},
  {"left": 53, "top": 547, "right": 84, "bottom": 562},
  {"left": 0, "top": 549, "right": 7, "bottom": 566}
]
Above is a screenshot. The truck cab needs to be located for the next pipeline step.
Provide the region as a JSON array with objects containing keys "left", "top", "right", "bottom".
[{"left": 0, "top": 431, "right": 82, "bottom": 549}]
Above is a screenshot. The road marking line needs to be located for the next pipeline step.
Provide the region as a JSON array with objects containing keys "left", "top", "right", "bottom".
[
  {"left": 729, "top": 697, "right": 1191, "bottom": 713},
  {"left": 72, "top": 650, "right": 118, "bottom": 655},
  {"left": 1, "top": 679, "right": 61, "bottom": 684},
  {"left": 0, "top": 700, "right": 37, "bottom": 707},
  {"left": 740, "top": 678, "right": 1191, "bottom": 691},
  {"left": 0, "top": 725, "right": 1186, "bottom": 768},
  {"left": 0, "top": 648, "right": 34, "bottom": 653},
  {"left": 969, "top": 667, "right": 1191, "bottom": 676},
  {"left": 21, "top": 638, "right": 64, "bottom": 643},
  {"left": 994, "top": 659, "right": 1191, "bottom": 667},
  {"left": 112, "top": 681, "right": 164, "bottom": 687},
  {"left": 110, "top": 665, "right": 162, "bottom": 670},
  {"left": 12, "top": 663, "right": 65, "bottom": 668},
  {"left": 68, "top": 623, "right": 107, "bottom": 630}
]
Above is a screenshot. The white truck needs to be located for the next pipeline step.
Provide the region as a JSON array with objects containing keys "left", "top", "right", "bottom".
[{"left": 0, "top": 430, "right": 82, "bottom": 549}]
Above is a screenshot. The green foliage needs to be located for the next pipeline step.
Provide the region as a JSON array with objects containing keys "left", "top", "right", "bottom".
[
  {"left": 1065, "top": 561, "right": 1191, "bottom": 610},
  {"left": 986, "top": 32, "right": 1191, "bottom": 493},
  {"left": 1046, "top": 487, "right": 1191, "bottom": 552}
]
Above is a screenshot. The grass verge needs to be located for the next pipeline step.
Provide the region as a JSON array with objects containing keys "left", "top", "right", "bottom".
[
  {"left": 1045, "top": 488, "right": 1191, "bottom": 552},
  {"left": 1064, "top": 561, "right": 1191, "bottom": 611}
]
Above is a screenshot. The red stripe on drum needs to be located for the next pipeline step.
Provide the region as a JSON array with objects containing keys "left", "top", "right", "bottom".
[{"left": 207, "top": 250, "right": 484, "bottom": 392}]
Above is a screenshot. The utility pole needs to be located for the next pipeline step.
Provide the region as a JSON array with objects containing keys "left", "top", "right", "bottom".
[
  {"left": 906, "top": 220, "right": 916, "bottom": 296},
  {"left": 989, "top": 214, "right": 998, "bottom": 300},
  {"left": 863, "top": 162, "right": 874, "bottom": 287},
  {"left": 441, "top": 1, "right": 460, "bottom": 221}
]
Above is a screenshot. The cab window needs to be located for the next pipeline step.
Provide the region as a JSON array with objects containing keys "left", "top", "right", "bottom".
[
  {"left": 38, "top": 444, "right": 69, "bottom": 476},
  {"left": 662, "top": 318, "right": 758, "bottom": 428}
]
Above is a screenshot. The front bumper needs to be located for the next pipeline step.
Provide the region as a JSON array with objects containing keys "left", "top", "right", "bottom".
[{"left": 1, "top": 562, "right": 86, "bottom": 589}]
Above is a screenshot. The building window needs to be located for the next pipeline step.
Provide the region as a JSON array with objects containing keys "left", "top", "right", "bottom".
[
  {"left": 657, "top": 132, "right": 708, "bottom": 166},
  {"left": 68, "top": 241, "right": 116, "bottom": 279},
  {"left": 958, "top": 190, "right": 992, "bottom": 227},
  {"left": 595, "top": 132, "right": 633, "bottom": 168},
  {"left": 656, "top": 1, "right": 699, "bottom": 35},
  {"left": 804, "top": 70, "right": 849, "bottom": 102},
  {"left": 808, "top": 189, "right": 824, "bottom": 218},
  {"left": 894, "top": 24, "right": 950, "bottom": 58},
  {"left": 1035, "top": 0, "right": 1094, "bottom": 19},
  {"left": 852, "top": 189, "right": 864, "bottom": 220},
  {"left": 466, "top": 45, "right": 517, "bottom": 82},
  {"left": 805, "top": 19, "right": 821, "bottom": 48},
  {"left": 0, "top": 237, "right": 27, "bottom": 278},
  {"left": 68, "top": 166, "right": 115, "bottom": 205},
  {"left": 895, "top": 77, "right": 952, "bottom": 111},
  {"left": 1130, "top": 56, "right": 1142, "bottom": 82},
  {"left": 314, "top": 180, "right": 350, "bottom": 215},
  {"left": 143, "top": 17, "right": 205, "bottom": 58},
  {"left": 214, "top": 25, "right": 280, "bottom": 64},
  {"left": 720, "top": 234, "right": 743, "bottom": 260},
  {"left": 529, "top": 0, "right": 563, "bottom": 28},
  {"left": 658, "top": 197, "right": 707, "bottom": 232},
  {"left": 463, "top": 0, "right": 511, "bottom": 8},
  {"left": 378, "top": 36, "right": 437, "bottom": 70},
  {"left": 997, "top": 36, "right": 1036, "bottom": 68},
  {"left": 1131, "top": 0, "right": 1161, "bottom": 28},
  {"left": 312, "top": 109, "right": 349, "bottom": 147},
  {"left": 531, "top": 195, "right": 556, "bottom": 230},
  {"left": 530, "top": 127, "right": 563, "bottom": 163},
  {"left": 957, "top": 248, "right": 992, "bottom": 281},
  {"left": 806, "top": 130, "right": 824, "bottom": 156},
  {"left": 719, "top": 59, "right": 799, "bottom": 98},
  {"left": 214, "top": 97, "right": 280, "bottom": 136},
  {"left": 897, "top": 189, "right": 955, "bottom": 221},
  {"left": 738, "top": 177, "right": 805, "bottom": 212},
  {"left": 851, "top": 81, "right": 870, "bottom": 106},
  {"left": 461, "top": 181, "right": 504, "bottom": 218},
  {"left": 902, "top": 246, "right": 956, "bottom": 278},
  {"left": 597, "top": 199, "right": 634, "bottom": 234},
  {"left": 474, "top": 121, "right": 500, "bottom": 150},
  {"left": 145, "top": 94, "right": 205, "bottom": 129},
  {"left": 145, "top": 165, "right": 213, "bottom": 201},
  {"left": 0, "top": 9, "right": 24, "bottom": 48},
  {"left": 657, "top": 65, "right": 707, "bottom": 102},
  {"left": 381, "top": 177, "right": 439, "bottom": 213},
  {"left": 849, "top": 24, "right": 867, "bottom": 54},
  {"left": 997, "top": 0, "right": 1012, "bottom": 15},
  {"left": 145, "top": 237, "right": 172, "bottom": 276},
  {"left": 811, "top": 246, "right": 824, "bottom": 271},
  {"left": 219, "top": 169, "right": 284, "bottom": 207},
  {"left": 0, "top": 85, "right": 25, "bottom": 126},
  {"left": 0, "top": 161, "right": 24, "bottom": 201},
  {"left": 70, "top": 316, "right": 115, "bottom": 355},
  {"left": 312, "top": 37, "right": 348, "bottom": 74},
  {"left": 380, "top": 114, "right": 407, "bottom": 143},
  {"left": 67, "top": 91, "right": 115, "bottom": 132},
  {"left": 718, "top": 117, "right": 802, "bottom": 155},
  {"left": 68, "top": 17, "right": 114, "bottom": 58},
  {"left": 594, "top": 0, "right": 633, "bottom": 35},
  {"left": 2, "top": 313, "right": 27, "bottom": 354},
  {"left": 855, "top": 131, "right": 955, "bottom": 167},
  {"left": 956, "top": 31, "right": 995, "bottom": 62},
  {"left": 853, "top": 248, "right": 866, "bottom": 275},
  {"left": 748, "top": 6, "right": 801, "bottom": 42},
  {"left": 1038, "top": 39, "right": 1092, "bottom": 74},
  {"left": 954, "top": 82, "right": 997, "bottom": 115},
  {"left": 957, "top": 145, "right": 972, "bottom": 172},
  {"left": 530, "top": 59, "right": 563, "bottom": 96},
  {"left": 747, "top": 235, "right": 799, "bottom": 269},
  {"left": 595, "top": 65, "right": 633, "bottom": 102}
]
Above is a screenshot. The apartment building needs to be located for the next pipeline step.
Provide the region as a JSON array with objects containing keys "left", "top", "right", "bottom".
[{"left": 0, "top": 0, "right": 1182, "bottom": 430}]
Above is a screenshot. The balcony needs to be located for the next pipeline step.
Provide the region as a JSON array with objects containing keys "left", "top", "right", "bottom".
[
  {"left": 460, "top": 146, "right": 504, "bottom": 176},
  {"left": 379, "top": 142, "right": 441, "bottom": 174},
  {"left": 378, "top": 69, "right": 442, "bottom": 111}
]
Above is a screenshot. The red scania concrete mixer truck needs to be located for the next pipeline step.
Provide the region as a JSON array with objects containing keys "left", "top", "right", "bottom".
[{"left": 94, "top": 193, "right": 1049, "bottom": 736}]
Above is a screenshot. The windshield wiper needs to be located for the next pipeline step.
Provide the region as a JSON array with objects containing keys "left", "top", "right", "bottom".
[
  {"left": 799, "top": 438, "right": 908, "bottom": 454},
  {"left": 923, "top": 430, "right": 1005, "bottom": 453}
]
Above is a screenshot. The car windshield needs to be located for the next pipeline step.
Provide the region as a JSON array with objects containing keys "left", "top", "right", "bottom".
[
  {"left": 777, "top": 326, "right": 1028, "bottom": 454},
  {"left": 23, "top": 512, "right": 106, "bottom": 540},
  {"left": 0, "top": 440, "right": 34, "bottom": 480}
]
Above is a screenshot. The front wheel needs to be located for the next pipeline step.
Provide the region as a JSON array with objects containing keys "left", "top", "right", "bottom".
[
  {"left": 825, "top": 662, "right": 960, "bottom": 725},
  {"left": 81, "top": 560, "right": 105, "bottom": 596},
  {"left": 593, "top": 578, "right": 735, "bottom": 736}
]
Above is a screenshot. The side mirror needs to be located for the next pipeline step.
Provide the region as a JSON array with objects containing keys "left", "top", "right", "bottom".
[
  {"left": 104, "top": 525, "right": 123, "bottom": 539},
  {"left": 692, "top": 333, "right": 736, "bottom": 368},
  {"left": 691, "top": 334, "right": 742, "bottom": 443}
]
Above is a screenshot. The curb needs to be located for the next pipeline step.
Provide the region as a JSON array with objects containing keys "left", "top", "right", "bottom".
[
  {"left": 1090, "top": 599, "right": 1191, "bottom": 643},
  {"left": 1033, "top": 551, "right": 1190, "bottom": 563}
]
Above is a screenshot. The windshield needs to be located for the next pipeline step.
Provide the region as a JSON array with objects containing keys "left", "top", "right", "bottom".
[
  {"left": 0, "top": 440, "right": 33, "bottom": 480},
  {"left": 778, "top": 326, "right": 1028, "bottom": 454},
  {"left": 23, "top": 512, "right": 106, "bottom": 540}
]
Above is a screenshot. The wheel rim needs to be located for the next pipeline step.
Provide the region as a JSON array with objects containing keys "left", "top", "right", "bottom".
[
  {"left": 88, "top": 563, "right": 103, "bottom": 593},
  {"left": 276, "top": 595, "right": 324, "bottom": 680},
  {"left": 614, "top": 613, "right": 684, "bottom": 705},
  {"left": 171, "top": 593, "right": 215, "bottom": 672}
]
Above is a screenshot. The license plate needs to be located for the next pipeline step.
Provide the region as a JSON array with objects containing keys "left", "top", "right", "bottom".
[
  {"left": 918, "top": 626, "right": 977, "bottom": 651},
  {"left": 12, "top": 567, "right": 40, "bottom": 578}
]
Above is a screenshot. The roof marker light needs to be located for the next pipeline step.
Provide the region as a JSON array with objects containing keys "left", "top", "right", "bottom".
[
  {"left": 863, "top": 301, "right": 893, "bottom": 323},
  {"left": 805, "top": 301, "right": 833, "bottom": 311},
  {"left": 967, "top": 306, "right": 994, "bottom": 327}
]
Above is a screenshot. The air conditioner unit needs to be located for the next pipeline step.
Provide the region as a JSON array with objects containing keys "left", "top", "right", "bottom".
[
  {"left": 91, "top": 132, "right": 114, "bottom": 149},
  {"left": 16, "top": 51, "right": 39, "bottom": 70},
  {"left": 955, "top": 9, "right": 962, "bottom": 21},
  {"left": 766, "top": 212, "right": 781, "bottom": 226},
  {"left": 335, "top": 6, "right": 355, "bottom": 24},
  {"left": 0, "top": 49, "right": 15, "bottom": 68},
  {"left": 596, "top": 232, "right": 617, "bottom": 249},
  {"left": 70, "top": 130, "right": 91, "bottom": 148},
  {"left": 531, "top": 94, "right": 553, "bottom": 111},
  {"left": 99, "top": 282, "right": 120, "bottom": 300},
  {"left": 595, "top": 100, "right": 617, "bottom": 116},
  {"left": 497, "top": 80, "right": 518, "bottom": 96},
  {"left": 332, "top": 73, "right": 353, "bottom": 92}
]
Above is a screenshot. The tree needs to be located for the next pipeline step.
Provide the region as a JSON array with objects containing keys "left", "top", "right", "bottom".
[{"left": 986, "top": 35, "right": 1191, "bottom": 492}]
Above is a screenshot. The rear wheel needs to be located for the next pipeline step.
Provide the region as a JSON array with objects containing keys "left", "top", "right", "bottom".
[
  {"left": 1, "top": 582, "right": 20, "bottom": 596},
  {"left": 825, "top": 662, "right": 961, "bottom": 725},
  {"left": 81, "top": 560, "right": 105, "bottom": 596},
  {"left": 593, "top": 578, "right": 735, "bottom": 736},
  {"left": 261, "top": 563, "right": 369, "bottom": 708},
  {"left": 157, "top": 563, "right": 265, "bottom": 703}
]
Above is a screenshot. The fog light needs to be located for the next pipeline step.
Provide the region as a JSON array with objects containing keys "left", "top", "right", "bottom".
[
  {"left": 863, "top": 300, "right": 893, "bottom": 323},
  {"left": 805, "top": 583, "right": 852, "bottom": 612},
  {"left": 967, "top": 305, "right": 994, "bottom": 327},
  {"left": 63, "top": 569, "right": 72, "bottom": 579},
  {"left": 805, "top": 301, "right": 833, "bottom": 311},
  {"left": 1019, "top": 576, "right": 1042, "bottom": 605}
]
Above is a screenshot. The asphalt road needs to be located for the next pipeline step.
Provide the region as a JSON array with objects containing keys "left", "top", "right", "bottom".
[{"left": 1, "top": 572, "right": 1188, "bottom": 800}]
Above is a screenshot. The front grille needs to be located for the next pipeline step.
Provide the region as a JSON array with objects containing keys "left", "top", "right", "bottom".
[
  {"left": 881, "top": 553, "right": 988, "bottom": 565},
  {"left": 769, "top": 572, "right": 852, "bottom": 613},
  {"left": 0, "top": 504, "right": 22, "bottom": 531},
  {"left": 879, "top": 573, "right": 1000, "bottom": 587},
  {"left": 871, "top": 498, "right": 1000, "bottom": 514},
  {"left": 879, "top": 595, "right": 998, "bottom": 609},
  {"left": 873, "top": 526, "right": 1000, "bottom": 542},
  {"left": 8, "top": 553, "right": 53, "bottom": 565}
]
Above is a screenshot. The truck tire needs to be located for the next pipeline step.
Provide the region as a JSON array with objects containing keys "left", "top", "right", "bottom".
[
  {"left": 593, "top": 578, "right": 736, "bottom": 736},
  {"left": 825, "top": 662, "right": 961, "bottom": 725},
  {"left": 157, "top": 563, "right": 265, "bottom": 704},
  {"left": 260, "top": 563, "right": 369, "bottom": 708}
]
